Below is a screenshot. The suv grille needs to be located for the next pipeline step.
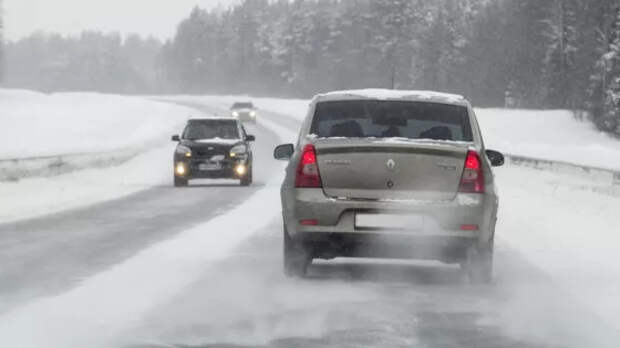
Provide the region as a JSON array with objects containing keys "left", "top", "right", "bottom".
[{"left": 194, "top": 145, "right": 229, "bottom": 158}]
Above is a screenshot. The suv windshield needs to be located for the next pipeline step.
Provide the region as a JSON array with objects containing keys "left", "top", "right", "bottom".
[
  {"left": 232, "top": 102, "right": 254, "bottom": 109},
  {"left": 311, "top": 100, "right": 473, "bottom": 142},
  {"left": 182, "top": 120, "right": 239, "bottom": 140}
]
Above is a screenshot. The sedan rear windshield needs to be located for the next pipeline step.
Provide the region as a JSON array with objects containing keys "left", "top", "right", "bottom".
[
  {"left": 183, "top": 120, "right": 240, "bottom": 140},
  {"left": 310, "top": 100, "right": 473, "bottom": 142}
]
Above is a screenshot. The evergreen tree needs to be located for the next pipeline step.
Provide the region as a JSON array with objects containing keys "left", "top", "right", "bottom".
[
  {"left": 369, "top": 0, "right": 419, "bottom": 89},
  {"left": 0, "top": 0, "right": 4, "bottom": 82},
  {"left": 593, "top": 3, "right": 620, "bottom": 135},
  {"left": 543, "top": 0, "right": 579, "bottom": 109}
]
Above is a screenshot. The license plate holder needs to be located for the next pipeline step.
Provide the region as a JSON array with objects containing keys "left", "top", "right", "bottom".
[
  {"left": 355, "top": 214, "right": 423, "bottom": 230},
  {"left": 199, "top": 162, "right": 221, "bottom": 171}
]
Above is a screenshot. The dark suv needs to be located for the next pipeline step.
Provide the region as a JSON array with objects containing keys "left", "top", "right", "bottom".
[{"left": 172, "top": 118, "right": 255, "bottom": 187}]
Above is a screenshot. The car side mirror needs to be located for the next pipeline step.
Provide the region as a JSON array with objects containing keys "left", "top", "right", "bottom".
[
  {"left": 171, "top": 135, "right": 180, "bottom": 142},
  {"left": 274, "top": 144, "right": 294, "bottom": 160},
  {"left": 486, "top": 149, "right": 505, "bottom": 167},
  {"left": 246, "top": 135, "right": 256, "bottom": 142}
]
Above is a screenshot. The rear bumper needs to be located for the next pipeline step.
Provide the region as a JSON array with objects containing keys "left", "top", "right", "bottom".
[
  {"left": 297, "top": 232, "right": 474, "bottom": 262},
  {"left": 282, "top": 188, "right": 497, "bottom": 260}
]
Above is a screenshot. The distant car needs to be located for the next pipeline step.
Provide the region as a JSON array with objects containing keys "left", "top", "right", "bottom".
[
  {"left": 172, "top": 118, "right": 255, "bottom": 187},
  {"left": 274, "top": 89, "right": 505, "bottom": 283},
  {"left": 230, "top": 102, "right": 258, "bottom": 123}
]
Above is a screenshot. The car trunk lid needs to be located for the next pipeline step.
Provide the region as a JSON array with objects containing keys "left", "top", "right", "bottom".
[{"left": 314, "top": 138, "right": 469, "bottom": 201}]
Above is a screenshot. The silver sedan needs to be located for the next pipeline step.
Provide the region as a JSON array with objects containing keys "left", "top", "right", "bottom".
[{"left": 274, "top": 89, "right": 505, "bottom": 283}]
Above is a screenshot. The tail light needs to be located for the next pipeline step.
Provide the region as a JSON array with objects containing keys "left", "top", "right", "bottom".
[
  {"left": 300, "top": 219, "right": 318, "bottom": 226},
  {"left": 295, "top": 144, "right": 323, "bottom": 188},
  {"left": 459, "top": 150, "right": 485, "bottom": 193},
  {"left": 461, "top": 224, "right": 479, "bottom": 231}
]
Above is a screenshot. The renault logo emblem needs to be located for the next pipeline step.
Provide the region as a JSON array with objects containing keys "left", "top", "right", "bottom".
[{"left": 386, "top": 159, "right": 396, "bottom": 170}]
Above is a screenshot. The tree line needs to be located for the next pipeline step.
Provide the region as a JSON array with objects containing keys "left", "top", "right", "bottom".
[
  {"left": 2, "top": 0, "right": 620, "bottom": 136},
  {"left": 3, "top": 32, "right": 164, "bottom": 93},
  {"left": 0, "top": 0, "right": 4, "bottom": 82}
]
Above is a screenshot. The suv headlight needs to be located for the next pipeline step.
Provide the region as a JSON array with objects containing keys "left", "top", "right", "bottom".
[
  {"left": 249, "top": 110, "right": 256, "bottom": 117},
  {"left": 232, "top": 111, "right": 240, "bottom": 117},
  {"left": 176, "top": 145, "right": 192, "bottom": 158},
  {"left": 229, "top": 144, "right": 247, "bottom": 157}
]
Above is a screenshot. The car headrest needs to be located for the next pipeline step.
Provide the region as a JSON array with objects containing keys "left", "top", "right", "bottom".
[
  {"left": 420, "top": 126, "right": 453, "bottom": 141},
  {"left": 329, "top": 121, "right": 364, "bottom": 138}
]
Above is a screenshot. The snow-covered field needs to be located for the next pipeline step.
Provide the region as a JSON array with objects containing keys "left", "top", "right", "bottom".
[
  {"left": 0, "top": 89, "right": 194, "bottom": 222},
  {"left": 0, "top": 89, "right": 194, "bottom": 159},
  {"left": 160, "top": 94, "right": 620, "bottom": 171}
]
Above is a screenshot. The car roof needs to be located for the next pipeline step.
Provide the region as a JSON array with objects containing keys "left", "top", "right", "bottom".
[{"left": 313, "top": 89, "right": 468, "bottom": 107}]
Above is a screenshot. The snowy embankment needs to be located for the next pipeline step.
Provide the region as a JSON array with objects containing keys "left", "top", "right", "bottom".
[
  {"left": 0, "top": 89, "right": 190, "bottom": 159},
  {"left": 0, "top": 89, "right": 194, "bottom": 223}
]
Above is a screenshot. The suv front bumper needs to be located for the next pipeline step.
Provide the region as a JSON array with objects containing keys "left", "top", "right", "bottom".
[{"left": 175, "top": 158, "right": 249, "bottom": 179}]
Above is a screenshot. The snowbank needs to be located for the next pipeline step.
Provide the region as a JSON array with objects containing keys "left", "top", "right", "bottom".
[
  {"left": 476, "top": 108, "right": 620, "bottom": 171},
  {"left": 0, "top": 89, "right": 193, "bottom": 159},
  {"left": 0, "top": 144, "right": 177, "bottom": 223},
  {"left": 0, "top": 89, "right": 194, "bottom": 223},
  {"left": 494, "top": 165, "right": 620, "bottom": 336}
]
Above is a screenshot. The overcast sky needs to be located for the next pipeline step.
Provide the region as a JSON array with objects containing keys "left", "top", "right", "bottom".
[{"left": 3, "top": 0, "right": 239, "bottom": 41}]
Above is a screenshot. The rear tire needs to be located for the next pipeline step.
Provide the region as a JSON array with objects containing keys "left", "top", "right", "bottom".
[
  {"left": 283, "top": 226, "right": 310, "bottom": 277},
  {"left": 462, "top": 244, "right": 494, "bottom": 284},
  {"left": 174, "top": 176, "right": 188, "bottom": 187}
]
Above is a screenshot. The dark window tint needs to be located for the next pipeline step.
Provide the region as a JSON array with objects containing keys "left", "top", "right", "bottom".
[
  {"left": 183, "top": 120, "right": 240, "bottom": 140},
  {"left": 310, "top": 101, "right": 473, "bottom": 142},
  {"left": 232, "top": 102, "right": 254, "bottom": 109}
]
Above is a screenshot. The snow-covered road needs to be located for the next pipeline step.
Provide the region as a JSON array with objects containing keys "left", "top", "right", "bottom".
[{"left": 0, "top": 96, "right": 618, "bottom": 348}]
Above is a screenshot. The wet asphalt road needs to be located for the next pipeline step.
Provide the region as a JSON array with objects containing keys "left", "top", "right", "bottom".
[{"left": 0, "top": 100, "right": 617, "bottom": 348}]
